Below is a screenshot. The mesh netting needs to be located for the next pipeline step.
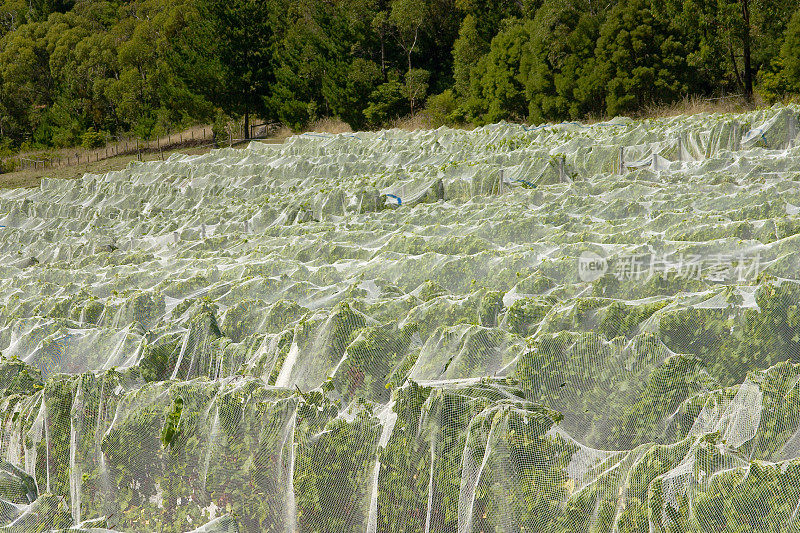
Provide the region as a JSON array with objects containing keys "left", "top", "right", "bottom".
[{"left": 0, "top": 105, "right": 799, "bottom": 531}]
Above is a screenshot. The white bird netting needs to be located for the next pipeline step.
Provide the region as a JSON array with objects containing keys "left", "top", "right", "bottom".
[{"left": 0, "top": 105, "right": 799, "bottom": 531}]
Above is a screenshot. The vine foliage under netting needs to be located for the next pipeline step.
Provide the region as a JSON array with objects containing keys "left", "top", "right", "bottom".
[{"left": 1, "top": 106, "right": 800, "bottom": 531}]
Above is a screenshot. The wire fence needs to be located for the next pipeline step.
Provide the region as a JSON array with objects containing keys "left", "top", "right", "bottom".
[{"left": 2, "top": 121, "right": 280, "bottom": 173}]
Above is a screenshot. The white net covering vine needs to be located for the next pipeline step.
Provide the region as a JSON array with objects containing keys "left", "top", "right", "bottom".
[{"left": 0, "top": 106, "right": 799, "bottom": 531}]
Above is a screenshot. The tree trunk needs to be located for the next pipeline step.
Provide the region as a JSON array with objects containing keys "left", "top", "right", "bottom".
[
  {"left": 729, "top": 44, "right": 743, "bottom": 92},
  {"left": 741, "top": 0, "right": 753, "bottom": 99},
  {"left": 408, "top": 50, "right": 414, "bottom": 115},
  {"left": 244, "top": 108, "right": 250, "bottom": 140},
  {"left": 380, "top": 36, "right": 386, "bottom": 81},
  {"left": 407, "top": 28, "right": 419, "bottom": 115}
]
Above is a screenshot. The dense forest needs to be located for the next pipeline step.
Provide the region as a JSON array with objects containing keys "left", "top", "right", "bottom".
[{"left": 1, "top": 0, "right": 800, "bottom": 153}]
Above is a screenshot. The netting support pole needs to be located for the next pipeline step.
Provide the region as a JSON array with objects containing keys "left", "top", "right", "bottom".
[
  {"left": 618, "top": 146, "right": 625, "bottom": 174},
  {"left": 498, "top": 169, "right": 504, "bottom": 194},
  {"left": 677, "top": 137, "right": 683, "bottom": 163},
  {"left": 557, "top": 156, "right": 566, "bottom": 182}
]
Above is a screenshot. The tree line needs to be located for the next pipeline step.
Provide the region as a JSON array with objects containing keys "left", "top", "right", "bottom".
[{"left": 1, "top": 0, "right": 800, "bottom": 155}]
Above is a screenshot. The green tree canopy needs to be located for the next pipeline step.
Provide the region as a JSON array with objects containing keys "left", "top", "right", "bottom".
[
  {"left": 452, "top": 14, "right": 487, "bottom": 98},
  {"left": 467, "top": 19, "right": 534, "bottom": 124},
  {"left": 593, "top": 0, "right": 691, "bottom": 117},
  {"left": 186, "top": 0, "right": 285, "bottom": 138},
  {"left": 524, "top": 0, "right": 604, "bottom": 123},
  {"left": 761, "top": 6, "right": 800, "bottom": 99},
  {"left": 0, "top": 0, "right": 800, "bottom": 153}
]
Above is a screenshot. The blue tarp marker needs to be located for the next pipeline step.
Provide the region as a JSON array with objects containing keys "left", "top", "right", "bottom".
[{"left": 386, "top": 194, "right": 402, "bottom": 206}]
